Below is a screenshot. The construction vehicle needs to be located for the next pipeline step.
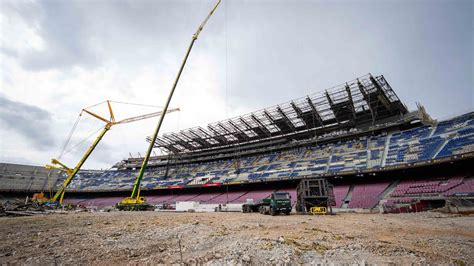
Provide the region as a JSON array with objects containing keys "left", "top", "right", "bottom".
[
  {"left": 36, "top": 100, "right": 178, "bottom": 206},
  {"left": 295, "top": 178, "right": 333, "bottom": 215},
  {"left": 117, "top": 0, "right": 221, "bottom": 210},
  {"left": 242, "top": 192, "right": 292, "bottom": 216},
  {"left": 31, "top": 192, "right": 47, "bottom": 203}
]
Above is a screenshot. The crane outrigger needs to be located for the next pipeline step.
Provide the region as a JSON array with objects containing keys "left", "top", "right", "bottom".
[
  {"left": 117, "top": 0, "right": 221, "bottom": 210},
  {"left": 37, "top": 100, "right": 179, "bottom": 205}
]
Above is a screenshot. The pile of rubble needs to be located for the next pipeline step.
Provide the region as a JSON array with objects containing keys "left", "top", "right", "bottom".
[
  {"left": 0, "top": 200, "right": 86, "bottom": 217},
  {"left": 0, "top": 211, "right": 472, "bottom": 264}
]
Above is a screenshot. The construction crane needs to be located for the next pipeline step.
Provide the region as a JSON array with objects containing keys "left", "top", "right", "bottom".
[
  {"left": 39, "top": 100, "right": 179, "bottom": 205},
  {"left": 117, "top": 0, "right": 221, "bottom": 210}
]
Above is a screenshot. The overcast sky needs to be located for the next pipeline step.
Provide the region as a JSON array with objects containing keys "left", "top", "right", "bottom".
[{"left": 0, "top": 0, "right": 472, "bottom": 169}]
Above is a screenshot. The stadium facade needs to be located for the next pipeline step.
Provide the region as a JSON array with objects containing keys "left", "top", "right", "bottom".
[{"left": 1, "top": 74, "right": 473, "bottom": 212}]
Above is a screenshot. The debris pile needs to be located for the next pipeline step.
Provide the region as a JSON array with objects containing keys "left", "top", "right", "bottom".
[
  {"left": 0, "top": 200, "right": 86, "bottom": 217},
  {"left": 0, "top": 212, "right": 472, "bottom": 264}
]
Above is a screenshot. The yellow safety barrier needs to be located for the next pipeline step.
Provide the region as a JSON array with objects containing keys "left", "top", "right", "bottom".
[{"left": 309, "top": 206, "right": 328, "bottom": 215}]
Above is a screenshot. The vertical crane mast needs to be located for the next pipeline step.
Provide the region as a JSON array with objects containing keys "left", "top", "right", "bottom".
[{"left": 118, "top": 0, "right": 221, "bottom": 209}]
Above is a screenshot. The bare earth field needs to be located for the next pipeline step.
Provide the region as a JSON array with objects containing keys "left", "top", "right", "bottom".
[{"left": 0, "top": 211, "right": 473, "bottom": 265}]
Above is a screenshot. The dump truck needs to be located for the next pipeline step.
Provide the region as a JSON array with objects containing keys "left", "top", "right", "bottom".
[{"left": 242, "top": 192, "right": 292, "bottom": 216}]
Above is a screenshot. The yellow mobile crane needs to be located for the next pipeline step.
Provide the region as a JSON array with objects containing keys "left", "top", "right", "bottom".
[
  {"left": 117, "top": 0, "right": 221, "bottom": 210},
  {"left": 39, "top": 100, "right": 179, "bottom": 205}
]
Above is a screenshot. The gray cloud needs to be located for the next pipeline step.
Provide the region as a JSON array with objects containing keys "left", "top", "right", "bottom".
[
  {"left": 3, "top": 0, "right": 472, "bottom": 118},
  {"left": 222, "top": 0, "right": 473, "bottom": 118},
  {"left": 0, "top": 95, "right": 55, "bottom": 150},
  {"left": 4, "top": 0, "right": 100, "bottom": 71},
  {"left": 6, "top": 0, "right": 220, "bottom": 72},
  {"left": 0, "top": 47, "right": 18, "bottom": 58}
]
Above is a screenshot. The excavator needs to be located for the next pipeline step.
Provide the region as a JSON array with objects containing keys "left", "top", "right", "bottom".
[
  {"left": 116, "top": 0, "right": 221, "bottom": 210},
  {"left": 33, "top": 100, "right": 179, "bottom": 206}
]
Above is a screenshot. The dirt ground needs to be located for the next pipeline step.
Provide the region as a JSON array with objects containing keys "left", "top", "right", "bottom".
[{"left": 0, "top": 211, "right": 473, "bottom": 265}]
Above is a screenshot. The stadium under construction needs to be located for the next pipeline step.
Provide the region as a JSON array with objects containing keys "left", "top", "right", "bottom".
[
  {"left": 1, "top": 73, "right": 473, "bottom": 214},
  {"left": 1, "top": 0, "right": 473, "bottom": 264}
]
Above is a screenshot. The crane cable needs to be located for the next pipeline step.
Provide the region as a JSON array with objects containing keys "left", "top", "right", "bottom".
[
  {"left": 57, "top": 100, "right": 164, "bottom": 159},
  {"left": 52, "top": 99, "right": 171, "bottom": 191},
  {"left": 48, "top": 110, "right": 83, "bottom": 192},
  {"left": 47, "top": 111, "right": 82, "bottom": 193},
  {"left": 108, "top": 100, "right": 164, "bottom": 109},
  {"left": 61, "top": 125, "right": 105, "bottom": 157},
  {"left": 83, "top": 100, "right": 107, "bottom": 110},
  {"left": 57, "top": 112, "right": 83, "bottom": 160},
  {"left": 48, "top": 122, "right": 103, "bottom": 193}
]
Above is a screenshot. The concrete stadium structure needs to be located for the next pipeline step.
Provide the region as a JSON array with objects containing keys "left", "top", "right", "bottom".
[{"left": 1, "top": 74, "right": 473, "bottom": 213}]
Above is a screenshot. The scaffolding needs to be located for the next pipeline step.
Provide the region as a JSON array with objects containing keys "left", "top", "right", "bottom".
[{"left": 152, "top": 74, "right": 408, "bottom": 154}]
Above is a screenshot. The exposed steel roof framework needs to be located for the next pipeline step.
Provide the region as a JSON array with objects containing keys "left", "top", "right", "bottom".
[{"left": 150, "top": 74, "right": 408, "bottom": 154}]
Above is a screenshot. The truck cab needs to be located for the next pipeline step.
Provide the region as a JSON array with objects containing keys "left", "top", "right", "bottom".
[
  {"left": 259, "top": 192, "right": 292, "bottom": 215},
  {"left": 272, "top": 192, "right": 292, "bottom": 215},
  {"left": 242, "top": 191, "right": 293, "bottom": 215}
]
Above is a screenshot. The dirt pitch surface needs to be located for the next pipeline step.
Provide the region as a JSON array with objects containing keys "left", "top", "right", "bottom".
[{"left": 0, "top": 211, "right": 473, "bottom": 265}]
